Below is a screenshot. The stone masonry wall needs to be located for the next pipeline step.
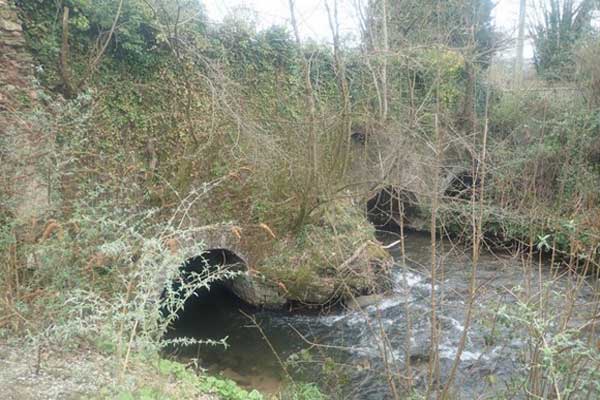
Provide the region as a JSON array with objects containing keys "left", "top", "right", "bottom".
[{"left": 1, "top": 0, "right": 51, "bottom": 230}]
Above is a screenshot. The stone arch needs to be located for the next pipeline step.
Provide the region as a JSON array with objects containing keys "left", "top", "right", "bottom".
[
  {"left": 171, "top": 224, "right": 286, "bottom": 309},
  {"left": 185, "top": 249, "right": 246, "bottom": 272},
  {"left": 183, "top": 224, "right": 251, "bottom": 266}
]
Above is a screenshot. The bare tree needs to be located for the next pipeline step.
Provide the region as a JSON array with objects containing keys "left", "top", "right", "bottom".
[
  {"left": 59, "top": 0, "right": 124, "bottom": 98},
  {"left": 288, "top": 0, "right": 318, "bottom": 230}
]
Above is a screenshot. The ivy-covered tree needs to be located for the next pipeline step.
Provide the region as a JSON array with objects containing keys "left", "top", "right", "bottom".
[
  {"left": 17, "top": 0, "right": 207, "bottom": 93},
  {"left": 532, "top": 0, "right": 597, "bottom": 80},
  {"left": 365, "top": 0, "right": 495, "bottom": 64}
]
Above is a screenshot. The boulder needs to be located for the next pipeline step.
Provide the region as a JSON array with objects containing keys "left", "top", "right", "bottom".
[
  {"left": 345, "top": 294, "right": 385, "bottom": 310},
  {"left": 227, "top": 274, "right": 286, "bottom": 309}
]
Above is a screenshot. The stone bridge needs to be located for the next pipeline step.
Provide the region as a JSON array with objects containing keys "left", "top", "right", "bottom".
[{"left": 3, "top": 1, "right": 474, "bottom": 310}]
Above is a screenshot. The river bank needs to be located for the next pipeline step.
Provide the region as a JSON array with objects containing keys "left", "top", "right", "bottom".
[{"left": 0, "top": 337, "right": 226, "bottom": 400}]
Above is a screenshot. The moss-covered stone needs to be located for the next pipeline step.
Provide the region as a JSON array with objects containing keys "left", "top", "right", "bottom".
[{"left": 256, "top": 200, "right": 393, "bottom": 305}]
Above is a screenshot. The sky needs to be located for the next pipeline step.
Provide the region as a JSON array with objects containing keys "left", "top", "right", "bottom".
[{"left": 201, "top": 0, "right": 532, "bottom": 57}]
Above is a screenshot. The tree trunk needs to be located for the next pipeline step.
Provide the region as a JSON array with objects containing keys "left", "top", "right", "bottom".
[
  {"left": 515, "top": 0, "right": 527, "bottom": 85},
  {"left": 59, "top": 5, "right": 76, "bottom": 98}
]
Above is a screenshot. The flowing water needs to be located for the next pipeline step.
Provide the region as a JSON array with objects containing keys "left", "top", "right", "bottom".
[{"left": 165, "top": 232, "right": 599, "bottom": 398}]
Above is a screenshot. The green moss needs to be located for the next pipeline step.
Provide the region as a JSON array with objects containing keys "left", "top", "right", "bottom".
[{"left": 259, "top": 201, "right": 390, "bottom": 303}]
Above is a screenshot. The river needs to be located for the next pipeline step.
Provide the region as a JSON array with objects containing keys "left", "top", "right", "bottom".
[{"left": 165, "top": 231, "right": 599, "bottom": 399}]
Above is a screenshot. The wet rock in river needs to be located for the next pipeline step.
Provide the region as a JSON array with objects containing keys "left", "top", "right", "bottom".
[{"left": 346, "top": 294, "right": 385, "bottom": 310}]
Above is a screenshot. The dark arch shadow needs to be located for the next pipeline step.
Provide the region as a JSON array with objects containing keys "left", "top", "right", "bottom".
[
  {"left": 366, "top": 186, "right": 419, "bottom": 233},
  {"left": 178, "top": 249, "right": 246, "bottom": 306},
  {"left": 162, "top": 249, "right": 255, "bottom": 352},
  {"left": 161, "top": 250, "right": 290, "bottom": 389},
  {"left": 445, "top": 171, "right": 480, "bottom": 200}
]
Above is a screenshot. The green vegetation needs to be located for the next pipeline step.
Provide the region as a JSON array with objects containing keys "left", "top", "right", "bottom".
[
  {"left": 112, "top": 358, "right": 264, "bottom": 400},
  {"left": 153, "top": 359, "right": 263, "bottom": 400}
]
